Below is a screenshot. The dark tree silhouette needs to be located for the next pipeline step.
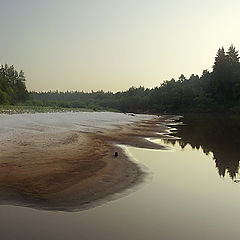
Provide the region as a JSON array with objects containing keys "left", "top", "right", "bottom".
[
  {"left": 166, "top": 115, "right": 240, "bottom": 179},
  {"left": 1, "top": 45, "right": 238, "bottom": 114},
  {"left": 0, "top": 64, "right": 29, "bottom": 104}
]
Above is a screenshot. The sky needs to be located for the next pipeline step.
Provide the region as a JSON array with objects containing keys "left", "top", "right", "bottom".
[{"left": 1, "top": 0, "right": 240, "bottom": 92}]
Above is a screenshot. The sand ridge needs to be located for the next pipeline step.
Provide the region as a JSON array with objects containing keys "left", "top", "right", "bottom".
[{"left": 0, "top": 114, "right": 178, "bottom": 211}]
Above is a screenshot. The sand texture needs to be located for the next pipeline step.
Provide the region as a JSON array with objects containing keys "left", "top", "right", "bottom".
[{"left": 0, "top": 112, "right": 178, "bottom": 211}]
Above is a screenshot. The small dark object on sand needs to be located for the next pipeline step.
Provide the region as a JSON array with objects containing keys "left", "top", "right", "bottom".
[{"left": 114, "top": 152, "right": 118, "bottom": 157}]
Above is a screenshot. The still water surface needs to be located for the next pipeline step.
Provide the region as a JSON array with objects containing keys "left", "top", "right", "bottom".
[{"left": 1, "top": 116, "right": 240, "bottom": 240}]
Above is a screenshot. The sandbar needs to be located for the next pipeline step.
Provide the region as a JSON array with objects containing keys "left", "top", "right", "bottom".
[{"left": 0, "top": 113, "right": 177, "bottom": 211}]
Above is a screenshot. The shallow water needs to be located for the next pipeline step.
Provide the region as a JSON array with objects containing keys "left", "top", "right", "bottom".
[{"left": 1, "top": 115, "right": 240, "bottom": 240}]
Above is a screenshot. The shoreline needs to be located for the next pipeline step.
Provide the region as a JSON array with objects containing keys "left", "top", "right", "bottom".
[{"left": 0, "top": 114, "right": 178, "bottom": 211}]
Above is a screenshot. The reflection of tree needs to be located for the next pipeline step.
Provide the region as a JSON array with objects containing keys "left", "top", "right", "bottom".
[{"left": 166, "top": 115, "right": 240, "bottom": 179}]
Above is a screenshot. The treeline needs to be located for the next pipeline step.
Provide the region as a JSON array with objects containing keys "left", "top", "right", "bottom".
[
  {"left": 31, "top": 45, "right": 240, "bottom": 113},
  {"left": 0, "top": 65, "right": 29, "bottom": 104},
  {"left": 30, "top": 88, "right": 149, "bottom": 112},
  {"left": 2, "top": 45, "right": 240, "bottom": 113}
]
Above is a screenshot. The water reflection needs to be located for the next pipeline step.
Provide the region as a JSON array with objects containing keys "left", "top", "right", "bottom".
[{"left": 165, "top": 114, "right": 240, "bottom": 179}]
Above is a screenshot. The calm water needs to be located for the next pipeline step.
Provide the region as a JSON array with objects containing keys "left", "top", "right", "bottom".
[{"left": 1, "top": 115, "right": 240, "bottom": 240}]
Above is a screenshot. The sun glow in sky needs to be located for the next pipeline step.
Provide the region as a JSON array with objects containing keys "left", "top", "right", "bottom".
[{"left": 1, "top": 0, "right": 240, "bottom": 92}]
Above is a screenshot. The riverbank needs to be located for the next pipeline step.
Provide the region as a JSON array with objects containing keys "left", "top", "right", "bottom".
[{"left": 0, "top": 112, "right": 177, "bottom": 211}]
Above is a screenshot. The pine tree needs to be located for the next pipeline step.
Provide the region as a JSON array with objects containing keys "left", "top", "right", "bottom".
[
  {"left": 213, "top": 47, "right": 227, "bottom": 72},
  {"left": 226, "top": 44, "right": 239, "bottom": 65}
]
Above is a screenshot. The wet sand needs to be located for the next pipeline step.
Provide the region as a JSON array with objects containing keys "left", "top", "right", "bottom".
[{"left": 0, "top": 114, "right": 177, "bottom": 211}]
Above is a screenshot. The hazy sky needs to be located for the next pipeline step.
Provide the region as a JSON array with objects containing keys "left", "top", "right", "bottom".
[{"left": 1, "top": 0, "right": 240, "bottom": 92}]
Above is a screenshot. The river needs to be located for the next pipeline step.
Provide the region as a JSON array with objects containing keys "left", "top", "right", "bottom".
[{"left": 1, "top": 114, "right": 240, "bottom": 240}]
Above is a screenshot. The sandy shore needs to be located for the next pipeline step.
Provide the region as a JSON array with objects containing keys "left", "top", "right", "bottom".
[{"left": 0, "top": 113, "right": 178, "bottom": 211}]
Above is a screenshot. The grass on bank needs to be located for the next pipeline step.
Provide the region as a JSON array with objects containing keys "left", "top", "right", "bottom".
[{"left": 0, "top": 105, "right": 120, "bottom": 114}]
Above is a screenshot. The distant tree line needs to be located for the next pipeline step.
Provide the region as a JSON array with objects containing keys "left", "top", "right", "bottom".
[
  {"left": 2, "top": 45, "right": 240, "bottom": 113},
  {"left": 0, "top": 64, "right": 29, "bottom": 104},
  {"left": 31, "top": 45, "right": 240, "bottom": 113},
  {"left": 146, "top": 45, "right": 240, "bottom": 113}
]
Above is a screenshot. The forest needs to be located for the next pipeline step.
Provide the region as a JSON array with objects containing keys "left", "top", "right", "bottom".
[
  {"left": 0, "top": 64, "right": 29, "bottom": 105},
  {"left": 1, "top": 45, "right": 240, "bottom": 114}
]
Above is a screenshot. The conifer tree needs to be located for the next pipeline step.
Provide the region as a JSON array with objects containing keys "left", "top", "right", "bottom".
[
  {"left": 213, "top": 47, "right": 227, "bottom": 72},
  {"left": 226, "top": 44, "right": 239, "bottom": 65}
]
